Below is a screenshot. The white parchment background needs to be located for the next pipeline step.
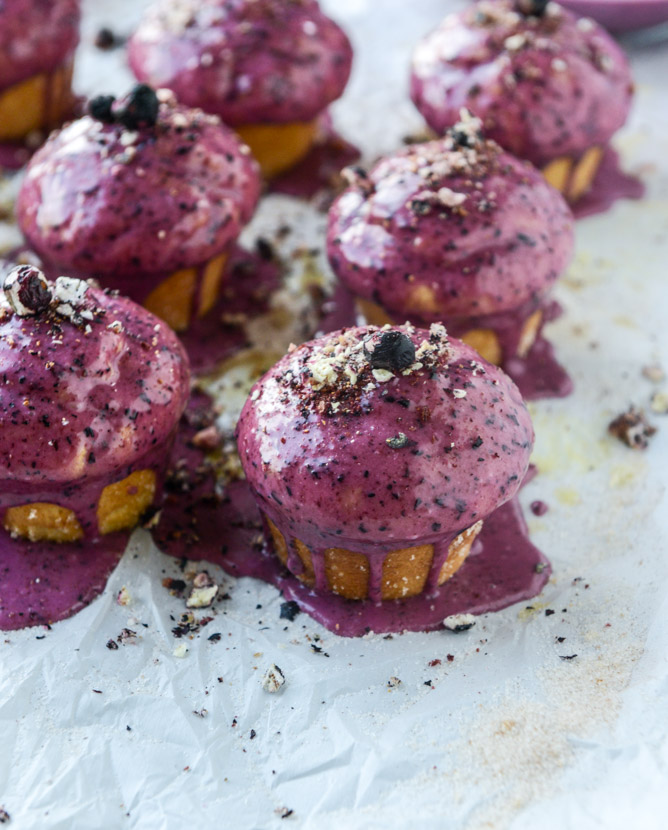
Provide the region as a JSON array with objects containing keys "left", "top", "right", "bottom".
[{"left": 1, "top": 2, "right": 668, "bottom": 828}]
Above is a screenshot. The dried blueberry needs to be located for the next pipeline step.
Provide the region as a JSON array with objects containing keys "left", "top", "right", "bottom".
[
  {"left": 364, "top": 331, "right": 416, "bottom": 372},
  {"left": 3, "top": 265, "right": 52, "bottom": 316},
  {"left": 516, "top": 0, "right": 549, "bottom": 15},
  {"left": 88, "top": 94, "right": 116, "bottom": 124},
  {"left": 117, "top": 84, "right": 160, "bottom": 130},
  {"left": 279, "top": 601, "right": 301, "bottom": 621}
]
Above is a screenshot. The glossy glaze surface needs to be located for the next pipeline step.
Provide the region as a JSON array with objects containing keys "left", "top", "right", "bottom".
[
  {"left": 17, "top": 92, "right": 260, "bottom": 286},
  {"left": 237, "top": 325, "right": 533, "bottom": 564},
  {"left": 327, "top": 126, "right": 574, "bottom": 321},
  {"left": 128, "top": 0, "right": 353, "bottom": 126},
  {"left": 410, "top": 0, "right": 633, "bottom": 166},
  {"left": 0, "top": 273, "right": 190, "bottom": 492},
  {"left": 0, "top": 0, "right": 80, "bottom": 90}
]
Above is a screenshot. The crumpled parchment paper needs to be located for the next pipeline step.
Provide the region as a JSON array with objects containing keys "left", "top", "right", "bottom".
[{"left": 1, "top": 2, "right": 668, "bottom": 828}]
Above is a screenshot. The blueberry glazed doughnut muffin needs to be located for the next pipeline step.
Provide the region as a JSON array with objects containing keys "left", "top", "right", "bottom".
[
  {"left": 0, "top": 0, "right": 79, "bottom": 159},
  {"left": 410, "top": 0, "right": 633, "bottom": 202},
  {"left": 128, "top": 0, "right": 353, "bottom": 178},
  {"left": 0, "top": 265, "right": 190, "bottom": 544},
  {"left": 236, "top": 324, "right": 534, "bottom": 602},
  {"left": 327, "top": 112, "right": 574, "bottom": 367},
  {"left": 17, "top": 85, "right": 260, "bottom": 333}
]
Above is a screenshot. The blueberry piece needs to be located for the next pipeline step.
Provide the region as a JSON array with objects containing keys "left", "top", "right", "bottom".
[
  {"left": 516, "top": 0, "right": 549, "bottom": 16},
  {"left": 88, "top": 95, "right": 116, "bottom": 124},
  {"left": 279, "top": 601, "right": 301, "bottom": 621},
  {"left": 4, "top": 265, "right": 52, "bottom": 315},
  {"left": 364, "top": 331, "right": 416, "bottom": 372},
  {"left": 117, "top": 84, "right": 160, "bottom": 130}
]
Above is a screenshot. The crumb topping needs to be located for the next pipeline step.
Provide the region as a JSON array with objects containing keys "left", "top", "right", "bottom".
[
  {"left": 608, "top": 407, "right": 657, "bottom": 450},
  {"left": 342, "top": 110, "right": 501, "bottom": 220},
  {"left": 1, "top": 266, "right": 104, "bottom": 328},
  {"left": 277, "top": 323, "right": 453, "bottom": 416}
]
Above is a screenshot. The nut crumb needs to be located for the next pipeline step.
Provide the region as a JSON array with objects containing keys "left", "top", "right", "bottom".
[
  {"left": 387, "top": 676, "right": 402, "bottom": 688},
  {"left": 642, "top": 364, "right": 664, "bottom": 383},
  {"left": 650, "top": 391, "right": 668, "bottom": 415},
  {"left": 262, "top": 664, "right": 286, "bottom": 693},
  {"left": 608, "top": 407, "right": 657, "bottom": 449},
  {"left": 443, "top": 613, "right": 476, "bottom": 632}
]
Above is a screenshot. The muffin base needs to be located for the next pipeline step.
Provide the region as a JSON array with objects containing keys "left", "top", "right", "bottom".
[
  {"left": 143, "top": 252, "right": 228, "bottom": 332},
  {"left": 0, "top": 61, "right": 74, "bottom": 142},
  {"left": 265, "top": 515, "right": 483, "bottom": 602},
  {"left": 235, "top": 120, "right": 318, "bottom": 179},
  {"left": 542, "top": 146, "right": 604, "bottom": 204}
]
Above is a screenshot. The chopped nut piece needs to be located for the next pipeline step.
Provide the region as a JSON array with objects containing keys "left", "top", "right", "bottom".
[
  {"left": 191, "top": 425, "right": 221, "bottom": 450},
  {"left": 642, "top": 364, "right": 665, "bottom": 383},
  {"left": 186, "top": 583, "right": 218, "bottom": 609},
  {"left": 116, "top": 586, "right": 131, "bottom": 606},
  {"left": 387, "top": 676, "right": 402, "bottom": 688},
  {"left": 173, "top": 643, "right": 188, "bottom": 658},
  {"left": 650, "top": 391, "right": 668, "bottom": 415},
  {"left": 608, "top": 407, "right": 657, "bottom": 449},
  {"left": 443, "top": 613, "right": 476, "bottom": 632},
  {"left": 262, "top": 664, "right": 286, "bottom": 693},
  {"left": 386, "top": 433, "right": 409, "bottom": 449}
]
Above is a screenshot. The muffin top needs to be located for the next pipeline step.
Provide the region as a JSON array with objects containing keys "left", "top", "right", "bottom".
[
  {"left": 17, "top": 86, "right": 261, "bottom": 278},
  {"left": 327, "top": 113, "right": 574, "bottom": 322},
  {"left": 0, "top": 0, "right": 80, "bottom": 90},
  {"left": 237, "top": 323, "right": 533, "bottom": 549},
  {"left": 410, "top": 0, "right": 633, "bottom": 166},
  {"left": 0, "top": 266, "right": 190, "bottom": 485},
  {"left": 128, "top": 0, "right": 353, "bottom": 125}
]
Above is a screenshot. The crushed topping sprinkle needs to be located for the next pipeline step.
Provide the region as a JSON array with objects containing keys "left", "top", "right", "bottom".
[
  {"left": 1, "top": 266, "right": 103, "bottom": 327},
  {"left": 303, "top": 323, "right": 451, "bottom": 394}
]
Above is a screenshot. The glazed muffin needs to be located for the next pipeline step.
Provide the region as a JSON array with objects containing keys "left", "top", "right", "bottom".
[
  {"left": 128, "top": 0, "right": 353, "bottom": 178},
  {"left": 327, "top": 112, "right": 574, "bottom": 367},
  {"left": 0, "top": 265, "right": 190, "bottom": 544},
  {"left": 236, "top": 323, "right": 534, "bottom": 602},
  {"left": 17, "top": 85, "right": 261, "bottom": 333},
  {"left": 0, "top": 0, "right": 79, "bottom": 157},
  {"left": 410, "top": 0, "right": 633, "bottom": 202}
]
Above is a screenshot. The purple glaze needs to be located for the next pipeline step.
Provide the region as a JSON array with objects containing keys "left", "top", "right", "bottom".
[
  {"left": 0, "top": 270, "right": 191, "bottom": 631},
  {"left": 0, "top": 533, "right": 127, "bottom": 631},
  {"left": 571, "top": 146, "right": 644, "bottom": 219},
  {"left": 0, "top": 276, "right": 190, "bottom": 489},
  {"left": 0, "top": 144, "right": 30, "bottom": 170},
  {"left": 561, "top": 0, "right": 668, "bottom": 32},
  {"left": 128, "top": 0, "right": 353, "bottom": 127},
  {"left": 410, "top": 0, "right": 633, "bottom": 168},
  {"left": 0, "top": 0, "right": 80, "bottom": 91},
  {"left": 178, "top": 244, "right": 282, "bottom": 374},
  {"left": 327, "top": 124, "right": 573, "bottom": 324},
  {"left": 269, "top": 119, "right": 360, "bottom": 204},
  {"left": 531, "top": 499, "right": 549, "bottom": 515},
  {"left": 16, "top": 90, "right": 261, "bottom": 298},
  {"left": 155, "top": 391, "right": 549, "bottom": 637},
  {"left": 236, "top": 324, "right": 534, "bottom": 601}
]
